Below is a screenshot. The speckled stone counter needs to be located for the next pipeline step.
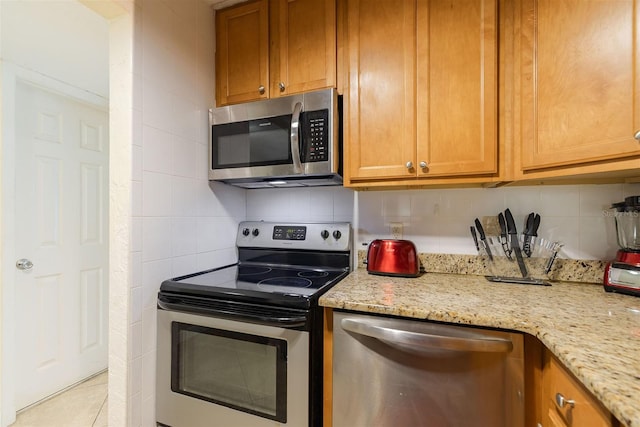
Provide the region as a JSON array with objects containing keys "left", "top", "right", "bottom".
[
  {"left": 319, "top": 270, "right": 640, "bottom": 427},
  {"left": 357, "top": 250, "right": 608, "bottom": 283}
]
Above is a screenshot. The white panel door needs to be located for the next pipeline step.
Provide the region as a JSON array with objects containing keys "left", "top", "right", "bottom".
[{"left": 14, "top": 81, "right": 109, "bottom": 410}]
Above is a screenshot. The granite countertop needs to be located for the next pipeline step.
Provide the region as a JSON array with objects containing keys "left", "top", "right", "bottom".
[{"left": 319, "top": 269, "right": 640, "bottom": 427}]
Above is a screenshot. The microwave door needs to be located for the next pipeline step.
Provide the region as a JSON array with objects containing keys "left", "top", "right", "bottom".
[{"left": 210, "top": 113, "right": 302, "bottom": 181}]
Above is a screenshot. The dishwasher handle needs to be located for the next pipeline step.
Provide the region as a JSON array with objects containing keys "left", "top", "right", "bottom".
[{"left": 341, "top": 318, "right": 513, "bottom": 355}]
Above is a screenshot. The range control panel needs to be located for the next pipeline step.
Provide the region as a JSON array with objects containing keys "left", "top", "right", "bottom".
[
  {"left": 237, "top": 221, "right": 351, "bottom": 252},
  {"left": 273, "top": 225, "right": 307, "bottom": 241}
]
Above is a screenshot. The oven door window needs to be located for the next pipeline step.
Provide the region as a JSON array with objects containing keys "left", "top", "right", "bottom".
[
  {"left": 212, "top": 114, "right": 293, "bottom": 169},
  {"left": 171, "top": 322, "right": 287, "bottom": 423}
]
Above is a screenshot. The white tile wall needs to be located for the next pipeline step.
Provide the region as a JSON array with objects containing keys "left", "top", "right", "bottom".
[
  {"left": 246, "top": 183, "right": 640, "bottom": 263},
  {"left": 129, "top": 0, "right": 245, "bottom": 425},
  {"left": 245, "top": 187, "right": 355, "bottom": 224}
]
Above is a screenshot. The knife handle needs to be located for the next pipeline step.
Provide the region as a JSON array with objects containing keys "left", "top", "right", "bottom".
[
  {"left": 470, "top": 226, "right": 480, "bottom": 251},
  {"left": 498, "top": 213, "right": 507, "bottom": 234},
  {"left": 504, "top": 208, "right": 517, "bottom": 235},
  {"left": 474, "top": 218, "right": 486, "bottom": 240},
  {"left": 523, "top": 238, "right": 532, "bottom": 257}
]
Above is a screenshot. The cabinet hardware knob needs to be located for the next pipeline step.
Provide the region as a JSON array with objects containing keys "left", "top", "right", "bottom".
[
  {"left": 258, "top": 85, "right": 265, "bottom": 94},
  {"left": 279, "top": 82, "right": 285, "bottom": 92},
  {"left": 634, "top": 130, "right": 640, "bottom": 140},
  {"left": 555, "top": 393, "right": 575, "bottom": 409},
  {"left": 419, "top": 161, "right": 428, "bottom": 169},
  {"left": 405, "top": 161, "right": 413, "bottom": 169}
]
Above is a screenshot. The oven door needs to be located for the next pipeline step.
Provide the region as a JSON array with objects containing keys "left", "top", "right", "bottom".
[{"left": 156, "top": 308, "right": 309, "bottom": 427}]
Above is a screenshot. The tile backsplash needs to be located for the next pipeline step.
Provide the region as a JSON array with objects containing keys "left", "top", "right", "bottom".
[{"left": 246, "top": 183, "right": 640, "bottom": 262}]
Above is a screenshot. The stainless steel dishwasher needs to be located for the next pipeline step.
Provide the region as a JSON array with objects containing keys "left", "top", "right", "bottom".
[{"left": 332, "top": 311, "right": 524, "bottom": 427}]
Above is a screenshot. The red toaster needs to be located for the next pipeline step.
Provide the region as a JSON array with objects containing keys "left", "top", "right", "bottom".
[{"left": 366, "top": 239, "right": 421, "bottom": 277}]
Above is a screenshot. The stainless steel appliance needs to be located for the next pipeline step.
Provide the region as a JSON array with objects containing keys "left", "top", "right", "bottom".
[
  {"left": 156, "top": 221, "right": 351, "bottom": 427},
  {"left": 604, "top": 195, "right": 640, "bottom": 297},
  {"left": 209, "top": 89, "right": 342, "bottom": 188},
  {"left": 332, "top": 311, "right": 524, "bottom": 427}
]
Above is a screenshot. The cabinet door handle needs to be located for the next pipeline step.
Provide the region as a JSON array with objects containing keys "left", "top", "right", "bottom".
[
  {"left": 258, "top": 85, "right": 265, "bottom": 95},
  {"left": 634, "top": 130, "right": 640, "bottom": 140},
  {"left": 279, "top": 82, "right": 286, "bottom": 92},
  {"left": 555, "top": 392, "right": 575, "bottom": 409},
  {"left": 406, "top": 161, "right": 413, "bottom": 169},
  {"left": 419, "top": 161, "right": 428, "bottom": 169}
]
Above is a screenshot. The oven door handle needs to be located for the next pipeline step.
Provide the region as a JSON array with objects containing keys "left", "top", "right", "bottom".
[{"left": 157, "top": 296, "right": 308, "bottom": 328}]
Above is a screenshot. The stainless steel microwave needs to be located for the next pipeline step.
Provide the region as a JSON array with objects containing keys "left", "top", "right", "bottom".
[{"left": 209, "top": 89, "right": 342, "bottom": 189}]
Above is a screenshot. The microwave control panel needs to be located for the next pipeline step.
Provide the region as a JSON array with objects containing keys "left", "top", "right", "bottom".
[{"left": 302, "top": 109, "right": 329, "bottom": 163}]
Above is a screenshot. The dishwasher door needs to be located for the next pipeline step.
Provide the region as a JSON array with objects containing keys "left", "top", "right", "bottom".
[{"left": 332, "top": 311, "right": 524, "bottom": 427}]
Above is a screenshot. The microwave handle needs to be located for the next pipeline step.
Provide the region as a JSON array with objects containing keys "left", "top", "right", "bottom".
[{"left": 290, "top": 101, "right": 303, "bottom": 173}]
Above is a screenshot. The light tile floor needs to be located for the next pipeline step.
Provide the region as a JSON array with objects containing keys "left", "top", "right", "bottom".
[{"left": 11, "top": 371, "right": 107, "bottom": 427}]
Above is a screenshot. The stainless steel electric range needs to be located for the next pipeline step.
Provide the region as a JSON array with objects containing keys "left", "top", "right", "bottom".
[{"left": 156, "top": 221, "right": 352, "bottom": 427}]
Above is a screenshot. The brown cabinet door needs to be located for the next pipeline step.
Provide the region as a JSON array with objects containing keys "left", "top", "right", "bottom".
[
  {"left": 416, "top": 0, "right": 498, "bottom": 177},
  {"left": 519, "top": 0, "right": 640, "bottom": 170},
  {"left": 345, "top": 0, "right": 416, "bottom": 180},
  {"left": 216, "top": 0, "right": 269, "bottom": 106},
  {"left": 271, "top": 0, "right": 336, "bottom": 97},
  {"left": 543, "top": 353, "right": 617, "bottom": 427},
  {"left": 345, "top": 0, "right": 498, "bottom": 183}
]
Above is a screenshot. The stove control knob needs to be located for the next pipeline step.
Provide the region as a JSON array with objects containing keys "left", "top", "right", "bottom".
[
  {"left": 333, "top": 230, "right": 342, "bottom": 240},
  {"left": 321, "top": 230, "right": 330, "bottom": 239},
  {"left": 252, "top": 228, "right": 260, "bottom": 237},
  {"left": 242, "top": 228, "right": 250, "bottom": 237}
]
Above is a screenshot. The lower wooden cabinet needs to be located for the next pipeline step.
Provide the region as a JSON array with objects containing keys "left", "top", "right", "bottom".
[
  {"left": 525, "top": 336, "right": 620, "bottom": 427},
  {"left": 542, "top": 352, "right": 619, "bottom": 427}
]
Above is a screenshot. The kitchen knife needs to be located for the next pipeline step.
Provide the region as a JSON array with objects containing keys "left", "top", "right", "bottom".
[
  {"left": 545, "top": 242, "right": 563, "bottom": 274},
  {"left": 474, "top": 218, "right": 493, "bottom": 261},
  {"left": 504, "top": 209, "right": 528, "bottom": 277},
  {"left": 470, "top": 226, "right": 480, "bottom": 252},
  {"left": 498, "top": 212, "right": 512, "bottom": 260},
  {"left": 522, "top": 212, "right": 541, "bottom": 257}
]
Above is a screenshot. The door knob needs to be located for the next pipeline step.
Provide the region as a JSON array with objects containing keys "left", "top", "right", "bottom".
[
  {"left": 634, "top": 130, "right": 640, "bottom": 140},
  {"left": 258, "top": 85, "right": 265, "bottom": 95},
  {"left": 419, "top": 161, "right": 428, "bottom": 168},
  {"left": 405, "top": 161, "right": 413, "bottom": 169},
  {"left": 16, "top": 258, "right": 33, "bottom": 271},
  {"left": 279, "top": 82, "right": 286, "bottom": 92}
]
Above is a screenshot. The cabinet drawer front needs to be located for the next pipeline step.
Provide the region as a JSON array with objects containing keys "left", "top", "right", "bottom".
[{"left": 546, "top": 356, "right": 614, "bottom": 427}]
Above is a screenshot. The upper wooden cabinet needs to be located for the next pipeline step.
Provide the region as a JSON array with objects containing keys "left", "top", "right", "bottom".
[
  {"left": 345, "top": 0, "right": 498, "bottom": 184},
  {"left": 215, "top": 0, "right": 336, "bottom": 106},
  {"left": 216, "top": 0, "right": 269, "bottom": 106},
  {"left": 515, "top": 0, "right": 640, "bottom": 175}
]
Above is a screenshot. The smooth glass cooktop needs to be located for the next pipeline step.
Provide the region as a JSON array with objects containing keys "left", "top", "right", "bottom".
[{"left": 168, "top": 263, "right": 347, "bottom": 298}]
